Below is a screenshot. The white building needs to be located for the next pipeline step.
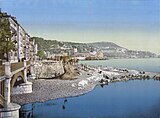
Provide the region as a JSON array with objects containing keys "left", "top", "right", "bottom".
[{"left": 1, "top": 12, "right": 37, "bottom": 62}]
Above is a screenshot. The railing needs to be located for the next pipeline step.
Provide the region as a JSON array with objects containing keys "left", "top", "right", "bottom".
[
  {"left": 0, "top": 61, "right": 31, "bottom": 77},
  {"left": 11, "top": 62, "right": 24, "bottom": 72},
  {"left": 11, "top": 61, "right": 30, "bottom": 72}
]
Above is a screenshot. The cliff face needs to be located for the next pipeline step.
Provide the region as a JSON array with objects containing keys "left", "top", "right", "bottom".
[{"left": 35, "top": 61, "right": 65, "bottom": 79}]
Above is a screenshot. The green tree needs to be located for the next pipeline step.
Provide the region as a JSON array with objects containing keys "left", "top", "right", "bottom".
[
  {"left": 0, "top": 16, "right": 15, "bottom": 61},
  {"left": 37, "top": 50, "right": 46, "bottom": 59}
]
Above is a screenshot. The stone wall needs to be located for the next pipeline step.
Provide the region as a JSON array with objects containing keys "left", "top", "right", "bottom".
[
  {"left": 12, "top": 81, "right": 32, "bottom": 95},
  {"left": 34, "top": 61, "right": 64, "bottom": 79}
]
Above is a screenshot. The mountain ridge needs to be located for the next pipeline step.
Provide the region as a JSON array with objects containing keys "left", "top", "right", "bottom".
[{"left": 88, "top": 41, "right": 126, "bottom": 49}]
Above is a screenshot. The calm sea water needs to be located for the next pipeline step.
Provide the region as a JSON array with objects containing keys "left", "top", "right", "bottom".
[
  {"left": 80, "top": 58, "right": 160, "bottom": 72},
  {"left": 21, "top": 58, "right": 160, "bottom": 118}
]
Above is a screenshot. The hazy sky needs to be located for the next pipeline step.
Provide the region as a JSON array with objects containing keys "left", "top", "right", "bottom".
[{"left": 0, "top": 0, "right": 160, "bottom": 53}]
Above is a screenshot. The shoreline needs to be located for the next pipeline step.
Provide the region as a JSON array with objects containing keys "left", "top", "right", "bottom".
[
  {"left": 80, "top": 57, "right": 160, "bottom": 61},
  {"left": 12, "top": 66, "right": 160, "bottom": 106},
  {"left": 11, "top": 71, "right": 98, "bottom": 105}
]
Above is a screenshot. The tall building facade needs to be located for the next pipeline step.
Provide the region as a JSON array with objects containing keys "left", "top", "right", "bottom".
[{"left": 0, "top": 12, "right": 37, "bottom": 62}]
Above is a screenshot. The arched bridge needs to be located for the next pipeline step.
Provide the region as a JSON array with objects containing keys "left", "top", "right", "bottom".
[{"left": 0, "top": 60, "right": 34, "bottom": 108}]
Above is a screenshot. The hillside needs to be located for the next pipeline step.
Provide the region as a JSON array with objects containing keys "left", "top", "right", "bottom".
[
  {"left": 32, "top": 37, "right": 124, "bottom": 52},
  {"left": 32, "top": 37, "right": 96, "bottom": 53},
  {"left": 89, "top": 42, "right": 124, "bottom": 49},
  {"left": 32, "top": 37, "right": 157, "bottom": 59}
]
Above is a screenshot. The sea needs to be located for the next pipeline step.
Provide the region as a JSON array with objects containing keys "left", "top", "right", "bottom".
[{"left": 20, "top": 58, "right": 160, "bottom": 118}]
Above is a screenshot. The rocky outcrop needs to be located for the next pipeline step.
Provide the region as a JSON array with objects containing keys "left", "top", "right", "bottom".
[{"left": 60, "top": 64, "right": 80, "bottom": 80}]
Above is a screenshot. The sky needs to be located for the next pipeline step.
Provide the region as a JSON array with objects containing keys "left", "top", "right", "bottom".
[{"left": 0, "top": 0, "right": 160, "bottom": 53}]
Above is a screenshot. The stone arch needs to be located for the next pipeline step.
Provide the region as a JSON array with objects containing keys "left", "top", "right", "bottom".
[{"left": 11, "top": 71, "right": 24, "bottom": 88}]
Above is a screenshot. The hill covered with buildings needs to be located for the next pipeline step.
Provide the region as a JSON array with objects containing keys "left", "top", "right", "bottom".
[{"left": 32, "top": 37, "right": 158, "bottom": 59}]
